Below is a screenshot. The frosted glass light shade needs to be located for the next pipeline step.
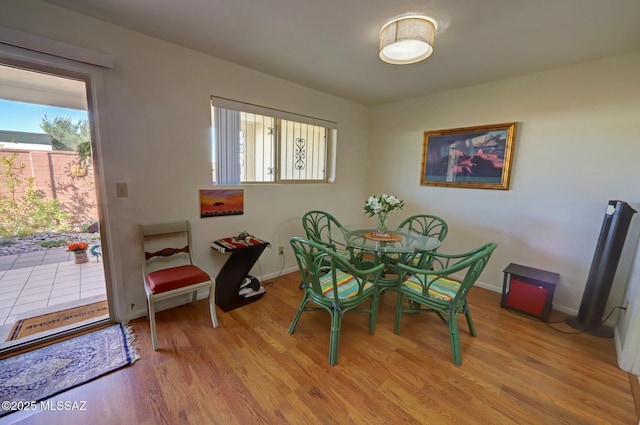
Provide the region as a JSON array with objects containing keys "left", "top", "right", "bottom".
[{"left": 379, "top": 15, "right": 436, "bottom": 64}]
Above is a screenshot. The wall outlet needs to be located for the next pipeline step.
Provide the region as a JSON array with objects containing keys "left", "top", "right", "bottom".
[{"left": 278, "top": 246, "right": 284, "bottom": 255}]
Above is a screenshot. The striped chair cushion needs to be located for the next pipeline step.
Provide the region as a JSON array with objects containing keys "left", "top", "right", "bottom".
[
  {"left": 336, "top": 249, "right": 353, "bottom": 260},
  {"left": 320, "top": 270, "right": 372, "bottom": 299},
  {"left": 384, "top": 253, "right": 423, "bottom": 267},
  {"left": 403, "top": 275, "right": 460, "bottom": 301}
]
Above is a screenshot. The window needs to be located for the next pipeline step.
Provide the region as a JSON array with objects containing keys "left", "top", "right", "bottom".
[{"left": 211, "top": 97, "right": 336, "bottom": 184}]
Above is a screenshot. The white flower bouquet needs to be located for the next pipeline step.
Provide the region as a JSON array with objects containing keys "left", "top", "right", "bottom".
[
  {"left": 364, "top": 193, "right": 405, "bottom": 216},
  {"left": 364, "top": 194, "right": 405, "bottom": 235}
]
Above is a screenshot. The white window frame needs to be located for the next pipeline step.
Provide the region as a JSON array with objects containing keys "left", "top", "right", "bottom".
[{"left": 211, "top": 96, "right": 337, "bottom": 184}]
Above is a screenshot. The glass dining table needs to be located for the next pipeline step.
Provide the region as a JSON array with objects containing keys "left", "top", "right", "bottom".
[
  {"left": 327, "top": 224, "right": 442, "bottom": 295},
  {"left": 327, "top": 224, "right": 441, "bottom": 256}
]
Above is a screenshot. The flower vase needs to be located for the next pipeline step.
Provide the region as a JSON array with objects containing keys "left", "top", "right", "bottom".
[
  {"left": 74, "top": 250, "right": 89, "bottom": 264},
  {"left": 374, "top": 213, "right": 391, "bottom": 238}
]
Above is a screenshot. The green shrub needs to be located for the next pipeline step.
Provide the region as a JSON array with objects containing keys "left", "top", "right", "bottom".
[
  {"left": 39, "top": 239, "right": 69, "bottom": 249},
  {"left": 0, "top": 153, "right": 70, "bottom": 237},
  {"left": 0, "top": 238, "right": 16, "bottom": 247},
  {"left": 78, "top": 221, "right": 95, "bottom": 233}
]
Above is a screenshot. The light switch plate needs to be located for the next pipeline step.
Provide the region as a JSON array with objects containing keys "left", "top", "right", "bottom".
[{"left": 116, "top": 182, "right": 128, "bottom": 197}]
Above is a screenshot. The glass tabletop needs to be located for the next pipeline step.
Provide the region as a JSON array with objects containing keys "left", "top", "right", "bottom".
[{"left": 327, "top": 225, "right": 441, "bottom": 254}]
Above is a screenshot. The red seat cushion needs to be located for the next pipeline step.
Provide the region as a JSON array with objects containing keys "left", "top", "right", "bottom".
[{"left": 146, "top": 265, "right": 211, "bottom": 294}]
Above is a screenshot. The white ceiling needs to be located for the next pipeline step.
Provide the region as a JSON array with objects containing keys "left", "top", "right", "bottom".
[{"left": 43, "top": 0, "right": 640, "bottom": 106}]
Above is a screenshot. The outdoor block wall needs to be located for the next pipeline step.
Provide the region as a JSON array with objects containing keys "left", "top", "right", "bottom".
[{"left": 0, "top": 148, "right": 98, "bottom": 227}]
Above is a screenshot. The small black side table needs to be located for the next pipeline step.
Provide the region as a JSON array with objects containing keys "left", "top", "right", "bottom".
[
  {"left": 211, "top": 236, "right": 270, "bottom": 312},
  {"left": 501, "top": 263, "right": 559, "bottom": 322}
]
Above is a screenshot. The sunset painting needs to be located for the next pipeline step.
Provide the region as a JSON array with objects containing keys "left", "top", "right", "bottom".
[{"left": 199, "top": 189, "right": 244, "bottom": 217}]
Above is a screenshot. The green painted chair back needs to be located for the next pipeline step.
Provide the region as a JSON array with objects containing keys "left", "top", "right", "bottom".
[
  {"left": 398, "top": 214, "right": 448, "bottom": 243},
  {"left": 302, "top": 210, "right": 343, "bottom": 246},
  {"left": 394, "top": 242, "right": 497, "bottom": 366},
  {"left": 301, "top": 209, "right": 359, "bottom": 264},
  {"left": 288, "top": 236, "right": 385, "bottom": 366},
  {"left": 379, "top": 214, "right": 448, "bottom": 283}
]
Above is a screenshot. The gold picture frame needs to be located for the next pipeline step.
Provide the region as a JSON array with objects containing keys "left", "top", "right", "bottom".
[{"left": 421, "top": 122, "right": 517, "bottom": 190}]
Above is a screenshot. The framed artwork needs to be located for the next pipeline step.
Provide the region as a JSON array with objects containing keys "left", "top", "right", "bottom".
[
  {"left": 420, "top": 122, "right": 517, "bottom": 190},
  {"left": 199, "top": 189, "right": 244, "bottom": 217}
]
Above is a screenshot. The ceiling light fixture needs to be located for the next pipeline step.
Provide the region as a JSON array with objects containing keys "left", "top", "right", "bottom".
[{"left": 379, "top": 14, "right": 436, "bottom": 65}]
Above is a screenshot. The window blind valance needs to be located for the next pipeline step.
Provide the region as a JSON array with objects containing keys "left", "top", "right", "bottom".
[{"left": 211, "top": 96, "right": 337, "bottom": 130}]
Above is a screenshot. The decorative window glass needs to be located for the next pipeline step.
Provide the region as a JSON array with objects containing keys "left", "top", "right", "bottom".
[{"left": 211, "top": 97, "right": 336, "bottom": 184}]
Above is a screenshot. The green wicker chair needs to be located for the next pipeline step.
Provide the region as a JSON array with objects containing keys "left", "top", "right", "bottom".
[
  {"left": 302, "top": 209, "right": 363, "bottom": 263},
  {"left": 377, "top": 214, "right": 449, "bottom": 299},
  {"left": 302, "top": 210, "right": 345, "bottom": 248},
  {"left": 398, "top": 214, "right": 448, "bottom": 243},
  {"left": 394, "top": 242, "right": 497, "bottom": 366},
  {"left": 288, "top": 237, "right": 385, "bottom": 366}
]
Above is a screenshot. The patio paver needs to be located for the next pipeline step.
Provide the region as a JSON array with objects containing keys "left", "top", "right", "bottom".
[{"left": 0, "top": 250, "right": 106, "bottom": 328}]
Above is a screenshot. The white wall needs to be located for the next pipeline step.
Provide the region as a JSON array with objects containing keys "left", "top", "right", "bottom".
[
  {"left": 368, "top": 51, "right": 640, "bottom": 320},
  {"left": 619, "top": 245, "right": 640, "bottom": 374},
  {"left": 0, "top": 0, "right": 370, "bottom": 319}
]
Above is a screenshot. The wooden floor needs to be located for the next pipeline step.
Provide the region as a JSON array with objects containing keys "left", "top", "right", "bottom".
[{"left": 9, "top": 271, "right": 637, "bottom": 425}]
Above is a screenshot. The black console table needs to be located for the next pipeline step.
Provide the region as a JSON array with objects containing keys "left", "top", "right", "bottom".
[{"left": 211, "top": 236, "right": 270, "bottom": 312}]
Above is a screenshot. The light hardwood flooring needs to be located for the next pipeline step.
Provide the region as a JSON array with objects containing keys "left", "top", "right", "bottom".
[{"left": 9, "top": 271, "right": 637, "bottom": 425}]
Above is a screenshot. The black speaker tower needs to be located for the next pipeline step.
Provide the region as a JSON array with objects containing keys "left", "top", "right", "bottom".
[{"left": 565, "top": 200, "right": 636, "bottom": 337}]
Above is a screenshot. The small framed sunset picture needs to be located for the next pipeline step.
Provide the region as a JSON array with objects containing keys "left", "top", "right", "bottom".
[{"left": 199, "top": 189, "right": 244, "bottom": 217}]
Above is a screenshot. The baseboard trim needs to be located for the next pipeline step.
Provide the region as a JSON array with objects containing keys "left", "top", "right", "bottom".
[
  {"left": 475, "top": 282, "right": 580, "bottom": 317},
  {"left": 629, "top": 373, "right": 640, "bottom": 421}
]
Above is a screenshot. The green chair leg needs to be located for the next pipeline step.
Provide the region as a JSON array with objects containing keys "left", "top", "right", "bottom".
[
  {"left": 369, "top": 297, "right": 379, "bottom": 334},
  {"left": 329, "top": 310, "right": 343, "bottom": 366},
  {"left": 394, "top": 292, "right": 404, "bottom": 335},
  {"left": 448, "top": 310, "right": 461, "bottom": 366},
  {"left": 435, "top": 311, "right": 448, "bottom": 324},
  {"left": 289, "top": 293, "right": 308, "bottom": 334},
  {"left": 464, "top": 299, "right": 477, "bottom": 336}
]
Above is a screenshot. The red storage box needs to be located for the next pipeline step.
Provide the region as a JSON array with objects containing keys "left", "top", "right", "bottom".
[{"left": 501, "top": 263, "right": 559, "bottom": 322}]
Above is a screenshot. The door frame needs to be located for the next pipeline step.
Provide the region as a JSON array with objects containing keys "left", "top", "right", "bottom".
[{"left": 0, "top": 38, "right": 126, "bottom": 328}]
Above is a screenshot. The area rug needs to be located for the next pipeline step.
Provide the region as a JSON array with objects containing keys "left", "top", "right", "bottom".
[
  {"left": 0, "top": 323, "right": 138, "bottom": 417},
  {"left": 6, "top": 301, "right": 109, "bottom": 341}
]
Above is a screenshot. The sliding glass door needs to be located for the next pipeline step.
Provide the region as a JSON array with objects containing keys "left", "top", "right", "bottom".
[{"left": 0, "top": 58, "right": 112, "bottom": 351}]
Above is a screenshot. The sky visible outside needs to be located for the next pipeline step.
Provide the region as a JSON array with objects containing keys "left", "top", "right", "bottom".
[{"left": 0, "top": 99, "right": 88, "bottom": 133}]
